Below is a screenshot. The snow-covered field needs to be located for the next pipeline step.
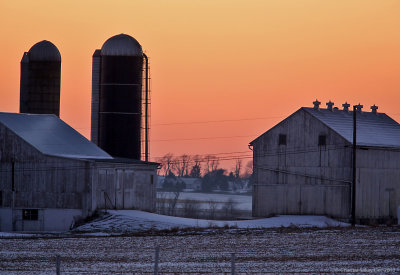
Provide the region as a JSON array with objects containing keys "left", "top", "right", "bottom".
[
  {"left": 1, "top": 212, "right": 399, "bottom": 274},
  {"left": 1, "top": 227, "right": 400, "bottom": 274}
]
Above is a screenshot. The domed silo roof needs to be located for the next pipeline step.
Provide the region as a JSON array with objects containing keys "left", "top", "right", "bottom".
[
  {"left": 28, "top": 40, "right": 61, "bottom": 62},
  {"left": 101, "top": 34, "right": 143, "bottom": 56}
]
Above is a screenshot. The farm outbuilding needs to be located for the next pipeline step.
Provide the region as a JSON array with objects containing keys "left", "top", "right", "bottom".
[
  {"left": 0, "top": 112, "right": 158, "bottom": 232},
  {"left": 250, "top": 101, "right": 400, "bottom": 223}
]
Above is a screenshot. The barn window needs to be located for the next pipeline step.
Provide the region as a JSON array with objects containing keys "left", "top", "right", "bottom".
[
  {"left": 278, "top": 134, "right": 287, "bottom": 145},
  {"left": 22, "top": 209, "right": 38, "bottom": 221},
  {"left": 150, "top": 175, "right": 154, "bottom": 184},
  {"left": 318, "top": 135, "right": 326, "bottom": 146}
]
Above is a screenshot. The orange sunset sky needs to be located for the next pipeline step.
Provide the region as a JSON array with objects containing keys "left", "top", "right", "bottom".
[{"left": 0, "top": 0, "right": 399, "bottom": 172}]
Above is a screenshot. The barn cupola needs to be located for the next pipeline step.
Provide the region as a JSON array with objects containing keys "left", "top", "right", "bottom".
[
  {"left": 371, "top": 104, "right": 378, "bottom": 114},
  {"left": 355, "top": 103, "right": 363, "bottom": 112},
  {"left": 342, "top": 102, "right": 350, "bottom": 112},
  {"left": 326, "top": 100, "right": 334, "bottom": 111},
  {"left": 313, "top": 99, "right": 321, "bottom": 110}
]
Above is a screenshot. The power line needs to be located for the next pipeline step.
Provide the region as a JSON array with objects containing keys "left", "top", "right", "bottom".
[
  {"left": 155, "top": 144, "right": 346, "bottom": 160},
  {"left": 152, "top": 134, "right": 258, "bottom": 142},
  {"left": 70, "top": 111, "right": 400, "bottom": 131},
  {"left": 254, "top": 166, "right": 351, "bottom": 185},
  {"left": 152, "top": 150, "right": 252, "bottom": 159},
  {"left": 151, "top": 116, "right": 285, "bottom": 126},
  {"left": 70, "top": 115, "right": 284, "bottom": 131},
  {"left": 152, "top": 145, "right": 348, "bottom": 166},
  {"left": 253, "top": 144, "right": 348, "bottom": 158}
]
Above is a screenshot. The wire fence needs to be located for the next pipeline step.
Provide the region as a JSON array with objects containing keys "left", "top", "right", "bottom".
[
  {"left": 2, "top": 228, "right": 400, "bottom": 274},
  {"left": 21, "top": 247, "right": 240, "bottom": 275}
]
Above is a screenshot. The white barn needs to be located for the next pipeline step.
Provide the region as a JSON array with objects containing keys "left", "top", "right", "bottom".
[
  {"left": 250, "top": 101, "right": 400, "bottom": 223},
  {"left": 0, "top": 113, "right": 158, "bottom": 232}
]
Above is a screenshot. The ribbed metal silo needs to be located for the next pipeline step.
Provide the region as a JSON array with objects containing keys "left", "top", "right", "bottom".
[
  {"left": 20, "top": 40, "right": 61, "bottom": 116},
  {"left": 91, "top": 34, "right": 149, "bottom": 160}
]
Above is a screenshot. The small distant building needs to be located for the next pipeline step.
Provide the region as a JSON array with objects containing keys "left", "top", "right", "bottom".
[
  {"left": 0, "top": 113, "right": 158, "bottom": 232},
  {"left": 181, "top": 178, "right": 202, "bottom": 191},
  {"left": 250, "top": 101, "right": 400, "bottom": 223},
  {"left": 157, "top": 176, "right": 202, "bottom": 191}
]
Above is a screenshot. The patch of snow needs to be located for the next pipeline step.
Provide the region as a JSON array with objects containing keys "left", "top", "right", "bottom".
[
  {"left": 74, "top": 210, "right": 349, "bottom": 233},
  {"left": 0, "top": 232, "right": 37, "bottom": 238}
]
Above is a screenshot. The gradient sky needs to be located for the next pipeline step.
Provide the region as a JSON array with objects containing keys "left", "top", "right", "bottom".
[{"left": 0, "top": 0, "right": 399, "bottom": 172}]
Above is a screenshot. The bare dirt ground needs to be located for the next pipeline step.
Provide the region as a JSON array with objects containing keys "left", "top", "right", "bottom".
[{"left": 1, "top": 227, "right": 400, "bottom": 274}]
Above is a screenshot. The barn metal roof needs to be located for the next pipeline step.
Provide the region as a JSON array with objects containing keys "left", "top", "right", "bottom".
[
  {"left": 303, "top": 107, "right": 400, "bottom": 148},
  {"left": 0, "top": 112, "right": 112, "bottom": 159}
]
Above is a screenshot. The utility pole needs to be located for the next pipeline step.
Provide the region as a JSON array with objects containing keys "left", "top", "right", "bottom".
[
  {"left": 11, "top": 161, "right": 15, "bottom": 231},
  {"left": 352, "top": 105, "right": 357, "bottom": 226}
]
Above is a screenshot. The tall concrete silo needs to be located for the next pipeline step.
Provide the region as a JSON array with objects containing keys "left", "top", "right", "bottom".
[
  {"left": 20, "top": 40, "right": 61, "bottom": 116},
  {"left": 91, "top": 34, "right": 149, "bottom": 160}
]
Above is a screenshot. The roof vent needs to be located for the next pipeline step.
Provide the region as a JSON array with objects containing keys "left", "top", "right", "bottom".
[
  {"left": 326, "top": 101, "right": 334, "bottom": 111},
  {"left": 342, "top": 102, "right": 350, "bottom": 112},
  {"left": 313, "top": 99, "right": 321, "bottom": 110},
  {"left": 371, "top": 104, "right": 378, "bottom": 114},
  {"left": 354, "top": 103, "right": 363, "bottom": 112}
]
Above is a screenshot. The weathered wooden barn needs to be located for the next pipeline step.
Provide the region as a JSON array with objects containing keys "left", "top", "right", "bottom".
[
  {"left": 0, "top": 112, "right": 158, "bottom": 232},
  {"left": 250, "top": 101, "right": 400, "bottom": 223}
]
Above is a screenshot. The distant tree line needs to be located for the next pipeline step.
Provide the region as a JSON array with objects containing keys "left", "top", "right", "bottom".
[{"left": 156, "top": 153, "right": 253, "bottom": 192}]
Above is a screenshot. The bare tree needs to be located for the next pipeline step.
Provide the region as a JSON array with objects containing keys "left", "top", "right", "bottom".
[
  {"left": 233, "top": 159, "right": 244, "bottom": 190},
  {"left": 182, "top": 154, "right": 191, "bottom": 177},
  {"left": 158, "top": 153, "right": 175, "bottom": 176},
  {"left": 174, "top": 155, "right": 184, "bottom": 177},
  {"left": 185, "top": 155, "right": 192, "bottom": 177},
  {"left": 204, "top": 155, "right": 219, "bottom": 174},
  {"left": 234, "top": 159, "right": 242, "bottom": 179},
  {"left": 174, "top": 154, "right": 191, "bottom": 177},
  {"left": 244, "top": 159, "right": 253, "bottom": 178},
  {"left": 190, "top": 155, "right": 203, "bottom": 178},
  {"left": 193, "top": 154, "right": 202, "bottom": 167}
]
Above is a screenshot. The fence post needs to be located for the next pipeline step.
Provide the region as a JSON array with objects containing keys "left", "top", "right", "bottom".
[
  {"left": 231, "top": 252, "right": 235, "bottom": 275},
  {"left": 154, "top": 246, "right": 160, "bottom": 275},
  {"left": 56, "top": 254, "right": 61, "bottom": 275}
]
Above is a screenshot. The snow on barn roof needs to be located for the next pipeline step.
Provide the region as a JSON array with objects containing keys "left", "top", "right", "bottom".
[
  {"left": 0, "top": 112, "right": 112, "bottom": 159},
  {"left": 303, "top": 107, "right": 400, "bottom": 148}
]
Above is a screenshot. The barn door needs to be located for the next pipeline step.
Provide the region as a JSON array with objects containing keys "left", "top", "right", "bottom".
[
  {"left": 115, "top": 169, "right": 124, "bottom": 209},
  {"left": 98, "top": 169, "right": 107, "bottom": 208}
]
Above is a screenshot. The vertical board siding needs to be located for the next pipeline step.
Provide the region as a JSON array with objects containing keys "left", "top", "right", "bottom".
[
  {"left": 253, "top": 109, "right": 352, "bottom": 219},
  {"left": 253, "top": 109, "right": 400, "bottom": 221},
  {"left": 0, "top": 121, "right": 158, "bottom": 231}
]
